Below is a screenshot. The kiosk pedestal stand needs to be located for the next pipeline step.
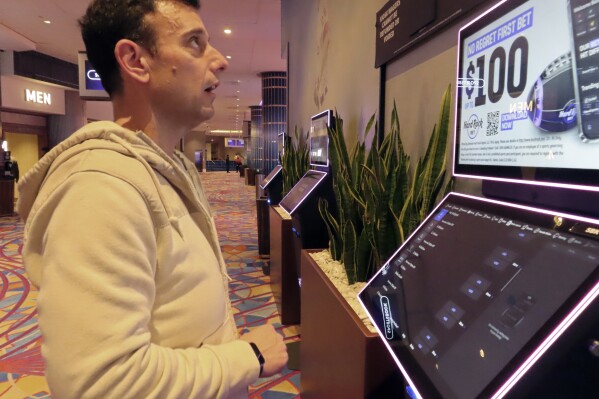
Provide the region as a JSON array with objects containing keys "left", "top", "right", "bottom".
[
  {"left": 279, "top": 170, "right": 335, "bottom": 294},
  {"left": 257, "top": 166, "right": 285, "bottom": 260},
  {"left": 278, "top": 169, "right": 336, "bottom": 372},
  {"left": 269, "top": 206, "right": 300, "bottom": 325}
]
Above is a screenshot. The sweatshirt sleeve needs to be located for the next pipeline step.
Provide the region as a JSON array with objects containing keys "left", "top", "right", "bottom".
[{"left": 24, "top": 171, "right": 259, "bottom": 399}]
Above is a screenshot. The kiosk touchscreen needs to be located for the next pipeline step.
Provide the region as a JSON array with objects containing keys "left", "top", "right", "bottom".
[
  {"left": 260, "top": 165, "right": 284, "bottom": 204},
  {"left": 358, "top": 192, "right": 599, "bottom": 399},
  {"left": 279, "top": 170, "right": 328, "bottom": 216},
  {"left": 280, "top": 169, "right": 335, "bottom": 286}
]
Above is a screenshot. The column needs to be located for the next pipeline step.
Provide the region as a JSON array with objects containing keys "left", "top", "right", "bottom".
[
  {"left": 249, "top": 105, "right": 262, "bottom": 170},
  {"left": 261, "top": 71, "right": 287, "bottom": 174}
]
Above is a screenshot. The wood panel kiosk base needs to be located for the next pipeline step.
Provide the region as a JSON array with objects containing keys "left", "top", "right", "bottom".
[
  {"left": 269, "top": 205, "right": 300, "bottom": 325},
  {"left": 300, "top": 249, "right": 402, "bottom": 399}
]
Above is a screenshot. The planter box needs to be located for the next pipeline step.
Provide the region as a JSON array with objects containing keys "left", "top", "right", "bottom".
[
  {"left": 269, "top": 205, "right": 300, "bottom": 325},
  {"left": 300, "top": 249, "right": 402, "bottom": 399}
]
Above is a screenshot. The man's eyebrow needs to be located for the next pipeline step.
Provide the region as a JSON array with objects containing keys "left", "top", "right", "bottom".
[{"left": 184, "top": 28, "right": 208, "bottom": 39}]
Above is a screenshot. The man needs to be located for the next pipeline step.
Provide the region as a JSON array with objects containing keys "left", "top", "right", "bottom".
[
  {"left": 234, "top": 154, "right": 242, "bottom": 173},
  {"left": 16, "top": 1, "right": 287, "bottom": 398}
]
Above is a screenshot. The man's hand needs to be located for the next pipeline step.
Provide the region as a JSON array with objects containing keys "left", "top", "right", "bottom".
[{"left": 240, "top": 324, "right": 288, "bottom": 378}]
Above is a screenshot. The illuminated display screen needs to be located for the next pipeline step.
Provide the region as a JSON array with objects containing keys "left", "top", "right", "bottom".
[
  {"left": 310, "top": 110, "right": 332, "bottom": 167},
  {"left": 454, "top": 0, "right": 599, "bottom": 190},
  {"left": 225, "top": 138, "right": 245, "bottom": 147},
  {"left": 359, "top": 192, "right": 599, "bottom": 399},
  {"left": 279, "top": 170, "right": 327, "bottom": 215},
  {"left": 78, "top": 52, "right": 109, "bottom": 100},
  {"left": 278, "top": 132, "right": 285, "bottom": 159},
  {"left": 260, "top": 165, "right": 283, "bottom": 189},
  {"left": 85, "top": 60, "right": 105, "bottom": 91}
]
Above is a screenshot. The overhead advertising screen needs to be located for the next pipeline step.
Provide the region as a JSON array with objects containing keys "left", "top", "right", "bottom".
[
  {"left": 454, "top": 0, "right": 599, "bottom": 190},
  {"left": 78, "top": 52, "right": 109, "bottom": 100},
  {"left": 84, "top": 60, "right": 104, "bottom": 91},
  {"left": 225, "top": 138, "right": 245, "bottom": 147},
  {"left": 359, "top": 192, "right": 599, "bottom": 399}
]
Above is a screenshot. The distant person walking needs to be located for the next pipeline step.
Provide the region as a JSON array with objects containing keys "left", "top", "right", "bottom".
[
  {"left": 226, "top": 154, "right": 230, "bottom": 173},
  {"left": 234, "top": 154, "right": 242, "bottom": 173}
]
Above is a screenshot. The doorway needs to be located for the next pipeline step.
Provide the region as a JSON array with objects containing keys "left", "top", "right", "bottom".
[{"left": 5, "top": 132, "right": 39, "bottom": 199}]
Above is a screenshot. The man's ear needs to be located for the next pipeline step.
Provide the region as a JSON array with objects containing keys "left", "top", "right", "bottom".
[{"left": 114, "top": 39, "right": 150, "bottom": 84}]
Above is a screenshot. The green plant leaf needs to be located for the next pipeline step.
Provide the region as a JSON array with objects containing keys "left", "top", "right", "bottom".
[
  {"left": 319, "top": 198, "right": 341, "bottom": 260},
  {"left": 343, "top": 220, "right": 358, "bottom": 284},
  {"left": 315, "top": 85, "right": 452, "bottom": 283}
]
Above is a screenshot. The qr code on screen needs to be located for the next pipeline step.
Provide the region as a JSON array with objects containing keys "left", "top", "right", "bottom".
[{"left": 487, "top": 111, "right": 499, "bottom": 136}]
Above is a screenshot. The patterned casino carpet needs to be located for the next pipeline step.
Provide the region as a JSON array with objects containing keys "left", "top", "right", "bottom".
[{"left": 0, "top": 171, "right": 301, "bottom": 398}]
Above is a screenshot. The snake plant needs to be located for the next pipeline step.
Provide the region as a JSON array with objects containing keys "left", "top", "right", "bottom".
[
  {"left": 319, "top": 85, "right": 453, "bottom": 284},
  {"left": 282, "top": 127, "right": 310, "bottom": 196},
  {"left": 319, "top": 114, "right": 373, "bottom": 283}
]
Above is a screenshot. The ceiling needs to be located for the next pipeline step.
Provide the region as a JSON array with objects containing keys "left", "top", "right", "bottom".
[{"left": 0, "top": 0, "right": 285, "bottom": 134}]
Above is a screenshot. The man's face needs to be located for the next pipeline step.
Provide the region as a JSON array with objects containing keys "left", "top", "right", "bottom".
[{"left": 144, "top": 1, "right": 227, "bottom": 129}]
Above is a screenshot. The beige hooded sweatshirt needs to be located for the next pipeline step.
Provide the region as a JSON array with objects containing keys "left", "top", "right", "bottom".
[{"left": 17, "top": 121, "right": 259, "bottom": 398}]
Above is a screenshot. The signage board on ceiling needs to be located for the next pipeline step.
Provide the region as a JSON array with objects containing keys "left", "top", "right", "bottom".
[
  {"left": 0, "top": 75, "right": 66, "bottom": 115},
  {"left": 375, "top": 0, "right": 491, "bottom": 67}
]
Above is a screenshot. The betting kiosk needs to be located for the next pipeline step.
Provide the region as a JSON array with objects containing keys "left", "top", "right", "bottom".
[
  {"left": 279, "top": 169, "right": 333, "bottom": 272},
  {"left": 260, "top": 165, "right": 284, "bottom": 205},
  {"left": 359, "top": 0, "right": 599, "bottom": 398},
  {"left": 256, "top": 165, "right": 284, "bottom": 259},
  {"left": 280, "top": 110, "right": 336, "bottom": 288},
  {"left": 271, "top": 111, "right": 336, "bottom": 324}
]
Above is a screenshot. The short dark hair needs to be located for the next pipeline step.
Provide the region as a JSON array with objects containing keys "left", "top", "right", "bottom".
[{"left": 79, "top": 0, "right": 200, "bottom": 97}]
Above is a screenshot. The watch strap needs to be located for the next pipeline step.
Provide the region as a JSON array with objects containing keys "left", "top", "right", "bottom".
[{"left": 248, "top": 342, "right": 264, "bottom": 377}]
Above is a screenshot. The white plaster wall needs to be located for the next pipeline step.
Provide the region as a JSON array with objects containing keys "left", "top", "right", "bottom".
[{"left": 283, "top": 0, "right": 387, "bottom": 149}]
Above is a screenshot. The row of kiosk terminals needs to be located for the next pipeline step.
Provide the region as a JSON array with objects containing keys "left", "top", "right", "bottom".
[{"left": 259, "top": 0, "right": 598, "bottom": 397}]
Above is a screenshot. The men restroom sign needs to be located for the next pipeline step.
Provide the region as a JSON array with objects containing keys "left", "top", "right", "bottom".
[{"left": 25, "top": 89, "right": 52, "bottom": 105}]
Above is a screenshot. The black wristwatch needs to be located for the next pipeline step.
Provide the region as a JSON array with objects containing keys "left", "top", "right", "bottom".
[{"left": 248, "top": 342, "right": 265, "bottom": 377}]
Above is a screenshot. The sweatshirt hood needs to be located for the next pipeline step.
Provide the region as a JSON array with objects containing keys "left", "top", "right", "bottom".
[{"left": 17, "top": 121, "right": 205, "bottom": 225}]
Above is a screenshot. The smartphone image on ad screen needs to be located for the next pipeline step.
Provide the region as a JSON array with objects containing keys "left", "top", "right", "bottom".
[{"left": 569, "top": 0, "right": 599, "bottom": 142}]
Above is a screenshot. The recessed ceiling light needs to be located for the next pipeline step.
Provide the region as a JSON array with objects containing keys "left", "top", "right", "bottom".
[
  {"left": 43, "top": 20, "right": 51, "bottom": 24},
  {"left": 224, "top": 28, "right": 232, "bottom": 35},
  {"left": 226, "top": 55, "right": 232, "bottom": 59}
]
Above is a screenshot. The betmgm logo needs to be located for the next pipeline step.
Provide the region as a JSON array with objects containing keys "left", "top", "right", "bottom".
[
  {"left": 380, "top": 295, "right": 394, "bottom": 340},
  {"left": 463, "top": 114, "right": 483, "bottom": 139}
]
